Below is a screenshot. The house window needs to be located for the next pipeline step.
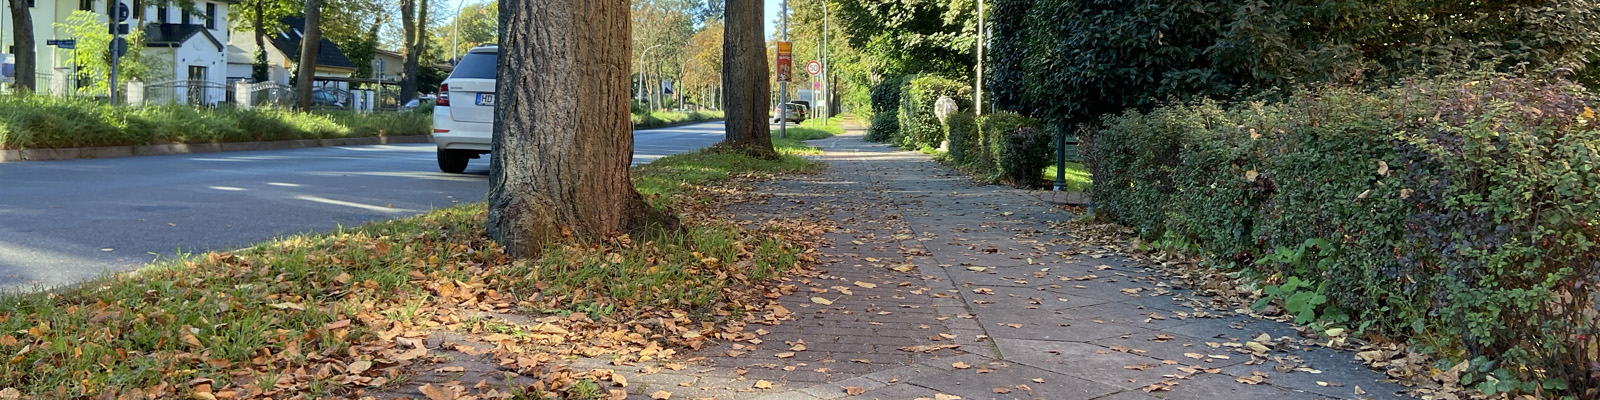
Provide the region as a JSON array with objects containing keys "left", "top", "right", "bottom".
[
  {"left": 132, "top": 0, "right": 141, "bottom": 18},
  {"left": 158, "top": 6, "right": 167, "bottom": 22},
  {"left": 205, "top": 3, "right": 216, "bottom": 29},
  {"left": 78, "top": 0, "right": 90, "bottom": 11},
  {"left": 181, "top": 9, "right": 190, "bottom": 25}
]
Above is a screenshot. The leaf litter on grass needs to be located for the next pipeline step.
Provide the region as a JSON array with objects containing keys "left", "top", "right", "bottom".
[{"left": 0, "top": 151, "right": 833, "bottom": 399}]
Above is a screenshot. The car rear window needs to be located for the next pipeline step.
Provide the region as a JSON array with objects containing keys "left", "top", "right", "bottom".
[{"left": 450, "top": 52, "right": 498, "bottom": 79}]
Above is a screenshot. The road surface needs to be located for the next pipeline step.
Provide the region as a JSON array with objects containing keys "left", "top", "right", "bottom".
[{"left": 0, "top": 121, "right": 729, "bottom": 290}]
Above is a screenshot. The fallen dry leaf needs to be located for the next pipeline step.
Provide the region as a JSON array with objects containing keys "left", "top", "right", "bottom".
[
  {"left": 845, "top": 386, "right": 865, "bottom": 396},
  {"left": 651, "top": 390, "right": 672, "bottom": 399},
  {"left": 992, "top": 387, "right": 1011, "bottom": 394},
  {"left": 810, "top": 297, "right": 834, "bottom": 305},
  {"left": 754, "top": 380, "right": 774, "bottom": 389},
  {"left": 952, "top": 361, "right": 972, "bottom": 369},
  {"left": 853, "top": 281, "right": 878, "bottom": 289}
]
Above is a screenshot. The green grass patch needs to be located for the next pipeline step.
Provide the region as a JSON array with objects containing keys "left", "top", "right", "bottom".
[
  {"left": 632, "top": 110, "right": 725, "bottom": 129},
  {"left": 0, "top": 142, "right": 821, "bottom": 397},
  {"left": 1041, "top": 162, "right": 1092, "bottom": 191},
  {"left": 0, "top": 95, "right": 430, "bottom": 150}
]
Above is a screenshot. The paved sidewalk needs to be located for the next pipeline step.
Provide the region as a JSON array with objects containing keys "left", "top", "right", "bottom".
[{"left": 606, "top": 129, "right": 1411, "bottom": 400}]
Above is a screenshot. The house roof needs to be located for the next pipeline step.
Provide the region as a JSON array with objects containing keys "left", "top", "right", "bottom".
[
  {"left": 143, "top": 24, "right": 223, "bottom": 51},
  {"left": 270, "top": 16, "right": 355, "bottom": 69}
]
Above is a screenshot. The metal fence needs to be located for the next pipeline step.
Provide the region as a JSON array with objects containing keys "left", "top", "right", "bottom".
[
  {"left": 144, "top": 79, "right": 230, "bottom": 106},
  {"left": 240, "top": 81, "right": 296, "bottom": 108}
]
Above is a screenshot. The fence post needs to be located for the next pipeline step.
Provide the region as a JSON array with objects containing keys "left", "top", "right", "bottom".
[
  {"left": 236, "top": 80, "right": 253, "bottom": 110},
  {"left": 51, "top": 68, "right": 70, "bottom": 97},
  {"left": 364, "top": 90, "right": 375, "bottom": 112},
  {"left": 126, "top": 79, "right": 144, "bottom": 106}
]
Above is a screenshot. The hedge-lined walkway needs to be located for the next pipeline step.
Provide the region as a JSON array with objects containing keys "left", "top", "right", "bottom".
[{"left": 600, "top": 127, "right": 1413, "bottom": 399}]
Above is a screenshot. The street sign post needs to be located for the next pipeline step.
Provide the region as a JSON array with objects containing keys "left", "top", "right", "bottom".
[
  {"left": 775, "top": 41, "right": 792, "bottom": 82},
  {"left": 46, "top": 39, "right": 76, "bottom": 49},
  {"left": 805, "top": 60, "right": 820, "bottom": 76}
]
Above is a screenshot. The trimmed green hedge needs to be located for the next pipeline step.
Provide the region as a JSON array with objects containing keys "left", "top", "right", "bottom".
[
  {"left": 896, "top": 75, "right": 971, "bottom": 150},
  {"left": 1086, "top": 76, "right": 1600, "bottom": 394},
  {"left": 0, "top": 96, "right": 430, "bottom": 150},
  {"left": 632, "top": 109, "right": 725, "bottom": 129},
  {"left": 866, "top": 76, "right": 910, "bottom": 142}
]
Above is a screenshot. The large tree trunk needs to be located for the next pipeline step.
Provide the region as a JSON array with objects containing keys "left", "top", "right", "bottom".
[
  {"left": 398, "top": 0, "right": 421, "bottom": 102},
  {"left": 720, "top": 0, "right": 774, "bottom": 158},
  {"left": 294, "top": 0, "right": 322, "bottom": 110},
  {"left": 8, "top": 0, "right": 34, "bottom": 93},
  {"left": 252, "top": 0, "right": 268, "bottom": 82},
  {"left": 488, "top": 0, "right": 677, "bottom": 257}
]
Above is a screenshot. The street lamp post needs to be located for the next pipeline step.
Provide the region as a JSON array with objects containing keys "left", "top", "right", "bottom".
[
  {"left": 638, "top": 43, "right": 665, "bottom": 105},
  {"left": 450, "top": 0, "right": 474, "bottom": 64},
  {"left": 779, "top": 0, "right": 789, "bottom": 140}
]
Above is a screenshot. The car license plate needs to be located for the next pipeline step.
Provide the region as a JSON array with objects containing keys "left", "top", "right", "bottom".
[{"left": 476, "top": 93, "right": 496, "bottom": 106}]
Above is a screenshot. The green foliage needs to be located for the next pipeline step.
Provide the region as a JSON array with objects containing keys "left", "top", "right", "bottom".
[
  {"left": 0, "top": 96, "right": 430, "bottom": 150},
  {"left": 897, "top": 75, "right": 972, "bottom": 149},
  {"left": 990, "top": 0, "right": 1600, "bottom": 129},
  {"left": 998, "top": 126, "right": 1050, "bottom": 188},
  {"left": 977, "top": 111, "right": 1038, "bottom": 178},
  {"left": 945, "top": 112, "right": 977, "bottom": 163},
  {"left": 866, "top": 76, "right": 909, "bottom": 142},
  {"left": 833, "top": 0, "right": 978, "bottom": 79},
  {"left": 55, "top": 11, "right": 166, "bottom": 97},
  {"left": 1088, "top": 75, "right": 1600, "bottom": 394}
]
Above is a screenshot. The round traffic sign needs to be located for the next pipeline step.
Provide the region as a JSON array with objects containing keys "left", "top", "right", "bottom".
[
  {"left": 115, "top": 2, "right": 131, "bottom": 22},
  {"left": 805, "top": 60, "right": 821, "bottom": 76}
]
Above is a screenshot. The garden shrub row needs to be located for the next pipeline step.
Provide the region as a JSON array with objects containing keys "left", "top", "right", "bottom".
[
  {"left": 1084, "top": 76, "right": 1600, "bottom": 394},
  {"left": 0, "top": 95, "right": 430, "bottom": 150}
]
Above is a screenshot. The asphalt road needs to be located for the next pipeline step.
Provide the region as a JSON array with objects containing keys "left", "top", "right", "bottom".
[{"left": 0, "top": 121, "right": 730, "bottom": 290}]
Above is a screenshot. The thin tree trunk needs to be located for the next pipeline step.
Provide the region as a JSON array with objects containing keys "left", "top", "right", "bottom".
[
  {"left": 294, "top": 0, "right": 322, "bottom": 110},
  {"left": 720, "top": 0, "right": 774, "bottom": 158},
  {"left": 488, "top": 0, "right": 677, "bottom": 257},
  {"left": 398, "top": 0, "right": 417, "bottom": 102},
  {"left": 252, "top": 0, "right": 268, "bottom": 82},
  {"left": 8, "top": 0, "right": 34, "bottom": 93}
]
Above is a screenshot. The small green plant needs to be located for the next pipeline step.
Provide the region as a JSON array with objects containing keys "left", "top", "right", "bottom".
[{"left": 1251, "top": 276, "right": 1327, "bottom": 324}]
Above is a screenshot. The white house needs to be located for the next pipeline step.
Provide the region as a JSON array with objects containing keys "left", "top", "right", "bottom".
[
  {"left": 0, "top": 0, "right": 235, "bottom": 104},
  {"left": 226, "top": 16, "right": 355, "bottom": 87}
]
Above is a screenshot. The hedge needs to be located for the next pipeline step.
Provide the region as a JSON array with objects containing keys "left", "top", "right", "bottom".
[
  {"left": 865, "top": 76, "right": 909, "bottom": 142},
  {"left": 0, "top": 95, "right": 430, "bottom": 150},
  {"left": 896, "top": 75, "right": 971, "bottom": 149},
  {"left": 1084, "top": 76, "right": 1600, "bottom": 395}
]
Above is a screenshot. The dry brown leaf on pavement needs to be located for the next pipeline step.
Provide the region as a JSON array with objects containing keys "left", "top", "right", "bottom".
[{"left": 845, "top": 386, "right": 866, "bottom": 395}]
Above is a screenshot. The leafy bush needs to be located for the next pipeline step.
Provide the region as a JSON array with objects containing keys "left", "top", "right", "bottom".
[
  {"left": 865, "top": 112, "right": 899, "bottom": 142},
  {"left": 991, "top": 0, "right": 1600, "bottom": 130},
  {"left": 897, "top": 75, "right": 972, "bottom": 149},
  {"left": 978, "top": 111, "right": 1038, "bottom": 177},
  {"left": 865, "top": 76, "right": 910, "bottom": 142},
  {"left": 944, "top": 112, "right": 977, "bottom": 163},
  {"left": 1087, "top": 76, "right": 1600, "bottom": 395},
  {"left": 0, "top": 96, "right": 430, "bottom": 150},
  {"left": 998, "top": 126, "right": 1050, "bottom": 188}
]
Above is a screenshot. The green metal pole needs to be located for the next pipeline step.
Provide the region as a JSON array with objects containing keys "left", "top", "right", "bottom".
[{"left": 1053, "top": 127, "right": 1066, "bottom": 191}]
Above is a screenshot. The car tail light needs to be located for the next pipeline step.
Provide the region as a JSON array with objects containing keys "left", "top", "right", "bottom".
[{"left": 437, "top": 84, "right": 450, "bottom": 106}]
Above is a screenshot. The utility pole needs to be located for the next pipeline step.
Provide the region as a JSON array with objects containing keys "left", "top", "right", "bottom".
[
  {"left": 778, "top": 0, "right": 788, "bottom": 140},
  {"left": 822, "top": 2, "right": 828, "bottom": 122},
  {"left": 975, "top": 0, "right": 983, "bottom": 117}
]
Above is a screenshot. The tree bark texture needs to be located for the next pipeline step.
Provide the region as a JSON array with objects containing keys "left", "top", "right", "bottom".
[
  {"left": 398, "top": 0, "right": 424, "bottom": 102},
  {"left": 294, "top": 0, "right": 322, "bottom": 110},
  {"left": 720, "top": 0, "right": 775, "bottom": 158},
  {"left": 487, "top": 0, "right": 677, "bottom": 258},
  {"left": 8, "top": 0, "right": 33, "bottom": 93},
  {"left": 252, "top": 0, "right": 268, "bottom": 82}
]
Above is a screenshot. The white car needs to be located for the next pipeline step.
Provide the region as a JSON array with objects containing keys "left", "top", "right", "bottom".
[{"left": 432, "top": 45, "right": 498, "bottom": 173}]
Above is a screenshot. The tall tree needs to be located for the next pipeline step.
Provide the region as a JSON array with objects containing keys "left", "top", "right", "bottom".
[
  {"left": 398, "top": 0, "right": 429, "bottom": 102},
  {"left": 7, "top": 0, "right": 34, "bottom": 93},
  {"left": 488, "top": 0, "right": 676, "bottom": 256},
  {"left": 294, "top": 0, "right": 323, "bottom": 110},
  {"left": 719, "top": 0, "right": 773, "bottom": 157}
]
